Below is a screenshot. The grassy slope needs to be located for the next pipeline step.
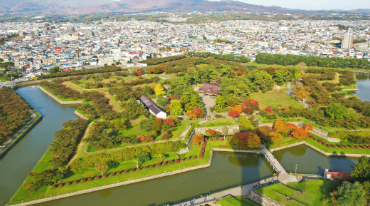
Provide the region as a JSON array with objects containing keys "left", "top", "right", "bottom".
[
  {"left": 196, "top": 117, "right": 237, "bottom": 128},
  {"left": 256, "top": 179, "right": 337, "bottom": 206},
  {"left": 249, "top": 84, "right": 304, "bottom": 109},
  {"left": 215, "top": 196, "right": 261, "bottom": 206}
]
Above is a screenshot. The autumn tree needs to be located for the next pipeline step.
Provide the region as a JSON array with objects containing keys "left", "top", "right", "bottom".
[
  {"left": 247, "top": 133, "right": 261, "bottom": 148},
  {"left": 304, "top": 124, "right": 313, "bottom": 131},
  {"left": 136, "top": 68, "right": 144, "bottom": 76},
  {"left": 291, "top": 128, "right": 308, "bottom": 139},
  {"left": 294, "top": 86, "right": 312, "bottom": 101},
  {"left": 228, "top": 110, "right": 240, "bottom": 118},
  {"left": 95, "top": 161, "right": 109, "bottom": 175},
  {"left": 169, "top": 100, "right": 183, "bottom": 116},
  {"left": 232, "top": 105, "right": 243, "bottom": 113},
  {"left": 236, "top": 132, "right": 249, "bottom": 148},
  {"left": 269, "top": 132, "right": 284, "bottom": 146},
  {"left": 293, "top": 68, "right": 301, "bottom": 80},
  {"left": 193, "top": 134, "right": 204, "bottom": 145},
  {"left": 258, "top": 126, "right": 273, "bottom": 140},
  {"left": 286, "top": 123, "right": 297, "bottom": 133},
  {"left": 155, "top": 84, "right": 166, "bottom": 96},
  {"left": 274, "top": 120, "right": 288, "bottom": 135}
]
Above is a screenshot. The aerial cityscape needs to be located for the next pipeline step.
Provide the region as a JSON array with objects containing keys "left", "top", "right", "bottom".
[{"left": 0, "top": 0, "right": 370, "bottom": 206}]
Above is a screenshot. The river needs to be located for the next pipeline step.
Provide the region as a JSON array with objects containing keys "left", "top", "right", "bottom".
[{"left": 0, "top": 86, "right": 363, "bottom": 206}]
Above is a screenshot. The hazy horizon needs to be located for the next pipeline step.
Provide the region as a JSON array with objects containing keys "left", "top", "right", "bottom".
[{"left": 210, "top": 0, "right": 370, "bottom": 11}]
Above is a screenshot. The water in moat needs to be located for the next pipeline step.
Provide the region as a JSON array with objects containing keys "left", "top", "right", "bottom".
[
  {"left": 0, "top": 85, "right": 365, "bottom": 206},
  {"left": 353, "top": 72, "right": 370, "bottom": 101}
]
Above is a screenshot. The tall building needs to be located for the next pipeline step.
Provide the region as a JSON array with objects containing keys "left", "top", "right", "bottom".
[{"left": 341, "top": 33, "right": 353, "bottom": 49}]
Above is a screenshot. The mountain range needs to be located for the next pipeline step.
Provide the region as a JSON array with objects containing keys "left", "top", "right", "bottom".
[{"left": 0, "top": 0, "right": 369, "bottom": 14}]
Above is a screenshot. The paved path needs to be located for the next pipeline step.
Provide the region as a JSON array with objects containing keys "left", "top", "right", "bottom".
[
  {"left": 260, "top": 144, "right": 286, "bottom": 174},
  {"left": 173, "top": 177, "right": 279, "bottom": 206}
]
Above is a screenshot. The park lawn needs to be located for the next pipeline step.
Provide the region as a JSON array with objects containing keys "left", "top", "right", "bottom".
[
  {"left": 197, "top": 117, "right": 237, "bottom": 128},
  {"left": 171, "top": 119, "right": 202, "bottom": 138},
  {"left": 9, "top": 143, "right": 211, "bottom": 205},
  {"left": 40, "top": 85, "right": 83, "bottom": 102},
  {"left": 256, "top": 179, "right": 336, "bottom": 206},
  {"left": 215, "top": 195, "right": 260, "bottom": 206},
  {"left": 246, "top": 62, "right": 297, "bottom": 69},
  {"left": 249, "top": 85, "right": 304, "bottom": 109},
  {"left": 268, "top": 137, "right": 304, "bottom": 150}
]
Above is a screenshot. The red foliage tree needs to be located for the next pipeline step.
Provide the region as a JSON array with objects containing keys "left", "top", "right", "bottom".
[
  {"left": 205, "top": 129, "right": 216, "bottom": 137},
  {"left": 291, "top": 128, "right": 308, "bottom": 139},
  {"left": 136, "top": 69, "right": 144, "bottom": 76},
  {"left": 228, "top": 110, "right": 240, "bottom": 118},
  {"left": 264, "top": 106, "right": 273, "bottom": 113},
  {"left": 258, "top": 126, "right": 273, "bottom": 140},
  {"left": 163, "top": 119, "right": 176, "bottom": 127},
  {"left": 242, "top": 106, "right": 253, "bottom": 114},
  {"left": 236, "top": 132, "right": 249, "bottom": 148}
]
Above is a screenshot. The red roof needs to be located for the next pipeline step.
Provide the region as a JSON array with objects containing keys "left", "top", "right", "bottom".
[
  {"left": 325, "top": 169, "right": 350, "bottom": 180},
  {"left": 199, "top": 83, "right": 221, "bottom": 94}
]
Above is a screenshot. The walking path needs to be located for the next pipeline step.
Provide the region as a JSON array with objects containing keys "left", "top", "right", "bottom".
[
  {"left": 260, "top": 144, "right": 286, "bottom": 174},
  {"left": 173, "top": 176, "right": 279, "bottom": 206}
]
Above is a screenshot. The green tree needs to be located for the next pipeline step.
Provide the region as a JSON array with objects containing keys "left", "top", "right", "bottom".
[
  {"left": 114, "top": 118, "right": 127, "bottom": 131},
  {"left": 143, "top": 85, "right": 153, "bottom": 96},
  {"left": 157, "top": 95, "right": 168, "bottom": 107},
  {"left": 135, "top": 151, "right": 151, "bottom": 169},
  {"left": 337, "top": 181, "right": 366, "bottom": 206},
  {"left": 351, "top": 156, "right": 370, "bottom": 182},
  {"left": 215, "top": 95, "right": 227, "bottom": 109},
  {"left": 325, "top": 103, "right": 354, "bottom": 120},
  {"left": 292, "top": 68, "right": 301, "bottom": 80},
  {"left": 169, "top": 100, "right": 183, "bottom": 116},
  {"left": 95, "top": 161, "right": 109, "bottom": 175}
]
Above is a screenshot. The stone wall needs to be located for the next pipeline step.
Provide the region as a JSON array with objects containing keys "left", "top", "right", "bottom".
[
  {"left": 38, "top": 86, "right": 83, "bottom": 105},
  {"left": 249, "top": 190, "right": 284, "bottom": 206},
  {"left": 194, "top": 125, "right": 240, "bottom": 136},
  {"left": 74, "top": 111, "right": 88, "bottom": 120},
  {"left": 213, "top": 148, "right": 262, "bottom": 154},
  {"left": 0, "top": 110, "right": 42, "bottom": 159}
]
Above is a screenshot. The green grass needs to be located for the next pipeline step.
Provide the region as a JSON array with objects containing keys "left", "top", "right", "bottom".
[
  {"left": 40, "top": 85, "right": 83, "bottom": 102},
  {"left": 268, "top": 137, "right": 304, "bottom": 150},
  {"left": 9, "top": 142, "right": 212, "bottom": 205},
  {"left": 318, "top": 73, "right": 340, "bottom": 84},
  {"left": 306, "top": 134, "right": 370, "bottom": 155},
  {"left": 215, "top": 196, "right": 260, "bottom": 206},
  {"left": 196, "top": 117, "right": 237, "bottom": 128},
  {"left": 256, "top": 179, "right": 337, "bottom": 206},
  {"left": 171, "top": 119, "right": 201, "bottom": 138},
  {"left": 246, "top": 62, "right": 366, "bottom": 72},
  {"left": 249, "top": 84, "right": 304, "bottom": 109}
]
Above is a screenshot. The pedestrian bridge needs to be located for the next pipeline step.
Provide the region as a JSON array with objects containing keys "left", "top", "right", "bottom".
[{"left": 260, "top": 144, "right": 287, "bottom": 174}]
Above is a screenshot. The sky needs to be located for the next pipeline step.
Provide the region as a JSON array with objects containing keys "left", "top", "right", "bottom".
[{"left": 210, "top": 0, "right": 370, "bottom": 10}]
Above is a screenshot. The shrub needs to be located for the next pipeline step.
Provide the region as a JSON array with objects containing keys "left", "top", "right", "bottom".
[
  {"left": 314, "top": 138, "right": 317, "bottom": 140},
  {"left": 102, "top": 174, "right": 108, "bottom": 178},
  {"left": 323, "top": 142, "right": 327, "bottom": 146},
  {"left": 110, "top": 173, "right": 115, "bottom": 176},
  {"left": 130, "top": 168, "right": 135, "bottom": 172},
  {"left": 59, "top": 183, "right": 64, "bottom": 187},
  {"left": 220, "top": 138, "right": 224, "bottom": 141},
  {"left": 156, "top": 163, "right": 161, "bottom": 167},
  {"left": 150, "top": 165, "right": 154, "bottom": 168},
  {"left": 356, "top": 145, "right": 360, "bottom": 149},
  {"left": 116, "top": 171, "right": 121, "bottom": 175},
  {"left": 52, "top": 185, "right": 57, "bottom": 188},
  {"left": 350, "top": 145, "right": 355, "bottom": 148},
  {"left": 124, "top": 170, "right": 128, "bottom": 173},
  {"left": 193, "top": 155, "right": 197, "bottom": 159},
  {"left": 362, "top": 146, "right": 367, "bottom": 149},
  {"left": 74, "top": 180, "right": 79, "bottom": 184},
  {"left": 169, "top": 160, "right": 173, "bottom": 164},
  {"left": 145, "top": 166, "right": 148, "bottom": 169},
  {"left": 96, "top": 176, "right": 101, "bottom": 180},
  {"left": 81, "top": 178, "right": 86, "bottom": 182},
  {"left": 215, "top": 138, "right": 219, "bottom": 141},
  {"left": 345, "top": 145, "right": 349, "bottom": 148},
  {"left": 339, "top": 145, "right": 343, "bottom": 148},
  {"left": 138, "top": 167, "right": 142, "bottom": 170},
  {"left": 181, "top": 158, "right": 185, "bottom": 161},
  {"left": 318, "top": 139, "right": 322, "bottom": 143},
  {"left": 88, "top": 177, "right": 93, "bottom": 181},
  {"left": 327, "top": 144, "right": 332, "bottom": 148},
  {"left": 175, "top": 159, "right": 180, "bottom": 163},
  {"left": 333, "top": 145, "right": 337, "bottom": 148},
  {"left": 67, "top": 182, "right": 71, "bottom": 185},
  {"left": 187, "top": 156, "right": 191, "bottom": 160}
]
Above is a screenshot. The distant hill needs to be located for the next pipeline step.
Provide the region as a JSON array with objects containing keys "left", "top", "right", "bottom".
[{"left": 0, "top": 0, "right": 369, "bottom": 14}]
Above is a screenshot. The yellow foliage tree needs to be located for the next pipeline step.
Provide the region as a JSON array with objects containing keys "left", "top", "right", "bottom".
[{"left": 154, "top": 84, "right": 166, "bottom": 96}]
